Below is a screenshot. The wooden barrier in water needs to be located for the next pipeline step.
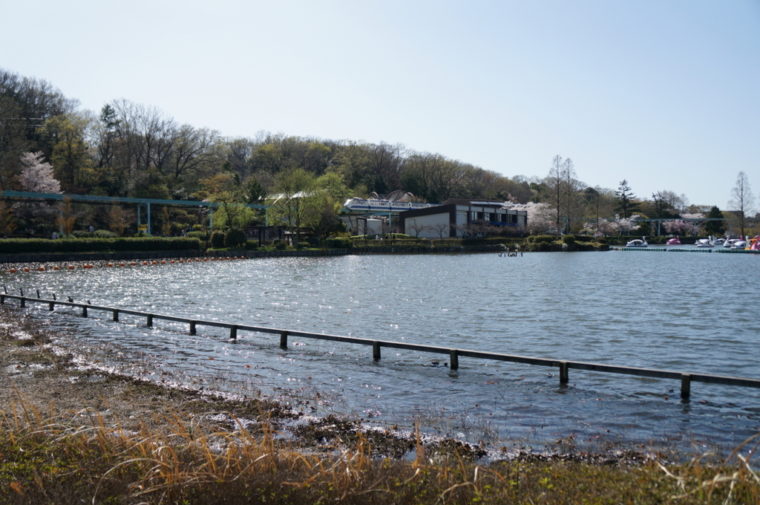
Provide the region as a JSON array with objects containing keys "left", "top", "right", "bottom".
[{"left": 3, "top": 293, "right": 760, "bottom": 401}]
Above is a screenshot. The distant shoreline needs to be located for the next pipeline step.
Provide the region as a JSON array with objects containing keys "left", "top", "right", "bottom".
[{"left": 0, "top": 241, "right": 615, "bottom": 265}]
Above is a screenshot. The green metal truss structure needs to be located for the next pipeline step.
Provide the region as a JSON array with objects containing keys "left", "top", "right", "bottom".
[{"left": 0, "top": 190, "right": 267, "bottom": 235}]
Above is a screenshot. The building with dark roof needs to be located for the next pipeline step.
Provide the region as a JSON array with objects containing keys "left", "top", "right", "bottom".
[{"left": 399, "top": 200, "right": 527, "bottom": 238}]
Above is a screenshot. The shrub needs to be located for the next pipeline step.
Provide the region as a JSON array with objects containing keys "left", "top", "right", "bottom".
[
  {"left": 325, "top": 237, "right": 351, "bottom": 249},
  {"left": 461, "top": 237, "right": 483, "bottom": 246},
  {"left": 186, "top": 230, "right": 207, "bottom": 241},
  {"left": 210, "top": 230, "right": 225, "bottom": 249},
  {"left": 224, "top": 229, "right": 247, "bottom": 248},
  {"left": 0, "top": 237, "right": 202, "bottom": 254},
  {"left": 528, "top": 234, "right": 558, "bottom": 244},
  {"left": 573, "top": 234, "right": 595, "bottom": 242}
]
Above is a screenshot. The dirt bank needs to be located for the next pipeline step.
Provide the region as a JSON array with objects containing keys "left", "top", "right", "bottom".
[
  {"left": 1, "top": 306, "right": 661, "bottom": 464},
  {"left": 0, "top": 307, "right": 481, "bottom": 460}
]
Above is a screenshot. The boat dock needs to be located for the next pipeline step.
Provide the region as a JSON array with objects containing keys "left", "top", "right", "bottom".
[{"left": 613, "top": 247, "right": 759, "bottom": 253}]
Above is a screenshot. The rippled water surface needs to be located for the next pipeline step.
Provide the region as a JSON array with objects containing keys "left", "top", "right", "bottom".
[{"left": 5, "top": 251, "right": 759, "bottom": 453}]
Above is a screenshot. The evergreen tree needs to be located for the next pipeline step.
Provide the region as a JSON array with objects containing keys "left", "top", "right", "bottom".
[
  {"left": 615, "top": 180, "right": 638, "bottom": 219},
  {"left": 704, "top": 206, "right": 725, "bottom": 236}
]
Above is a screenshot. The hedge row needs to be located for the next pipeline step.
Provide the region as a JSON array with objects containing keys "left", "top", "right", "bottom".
[
  {"left": 0, "top": 237, "right": 202, "bottom": 254},
  {"left": 345, "top": 236, "right": 527, "bottom": 249}
]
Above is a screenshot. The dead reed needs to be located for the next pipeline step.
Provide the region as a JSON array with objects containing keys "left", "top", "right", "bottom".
[{"left": 0, "top": 404, "right": 757, "bottom": 505}]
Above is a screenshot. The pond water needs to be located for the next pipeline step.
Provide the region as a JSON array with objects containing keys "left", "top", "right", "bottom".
[{"left": 4, "top": 250, "right": 759, "bottom": 455}]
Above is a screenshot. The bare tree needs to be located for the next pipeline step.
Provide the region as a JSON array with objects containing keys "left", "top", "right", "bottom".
[
  {"left": 369, "top": 142, "right": 404, "bottom": 194},
  {"left": 545, "top": 155, "right": 581, "bottom": 233},
  {"left": 104, "top": 100, "right": 177, "bottom": 195},
  {"left": 432, "top": 222, "right": 449, "bottom": 239},
  {"left": 561, "top": 158, "right": 585, "bottom": 232},
  {"left": 0, "top": 200, "right": 16, "bottom": 236},
  {"left": 729, "top": 171, "right": 754, "bottom": 237},
  {"left": 56, "top": 197, "right": 77, "bottom": 235},
  {"left": 400, "top": 153, "right": 467, "bottom": 203},
  {"left": 167, "top": 125, "right": 220, "bottom": 195},
  {"left": 107, "top": 205, "right": 129, "bottom": 236},
  {"left": 407, "top": 219, "right": 428, "bottom": 238},
  {"left": 546, "top": 155, "right": 563, "bottom": 233}
]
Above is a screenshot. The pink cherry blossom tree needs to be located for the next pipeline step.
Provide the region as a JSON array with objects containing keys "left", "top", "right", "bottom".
[
  {"left": 524, "top": 202, "right": 555, "bottom": 234},
  {"left": 19, "top": 152, "right": 61, "bottom": 193},
  {"left": 14, "top": 152, "right": 63, "bottom": 233},
  {"left": 662, "top": 219, "right": 700, "bottom": 236}
]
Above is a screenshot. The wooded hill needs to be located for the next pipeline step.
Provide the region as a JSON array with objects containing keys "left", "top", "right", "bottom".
[
  {"left": 0, "top": 68, "right": 532, "bottom": 205},
  {"left": 3, "top": 68, "right": 745, "bottom": 238}
]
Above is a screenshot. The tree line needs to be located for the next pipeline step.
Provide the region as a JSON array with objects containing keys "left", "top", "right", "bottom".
[{"left": 0, "top": 68, "right": 755, "bottom": 239}]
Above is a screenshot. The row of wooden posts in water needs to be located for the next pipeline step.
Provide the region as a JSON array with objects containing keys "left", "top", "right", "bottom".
[{"left": 2, "top": 291, "right": 760, "bottom": 401}]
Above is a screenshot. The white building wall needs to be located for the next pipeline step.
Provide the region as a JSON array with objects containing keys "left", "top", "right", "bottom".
[
  {"left": 404, "top": 213, "right": 450, "bottom": 238},
  {"left": 366, "top": 218, "right": 383, "bottom": 236}
]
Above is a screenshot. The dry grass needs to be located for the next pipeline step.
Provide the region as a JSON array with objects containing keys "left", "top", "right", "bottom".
[{"left": 0, "top": 405, "right": 757, "bottom": 505}]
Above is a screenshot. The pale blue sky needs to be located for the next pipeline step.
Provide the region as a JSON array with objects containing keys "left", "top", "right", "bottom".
[{"left": 1, "top": 0, "right": 758, "bottom": 209}]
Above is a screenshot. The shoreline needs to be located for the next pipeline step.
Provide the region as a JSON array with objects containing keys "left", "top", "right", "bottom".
[
  {"left": 2, "top": 308, "right": 758, "bottom": 504},
  {"left": 1, "top": 253, "right": 757, "bottom": 460},
  {"left": 0, "top": 306, "right": 660, "bottom": 464},
  {"left": 4, "top": 304, "right": 751, "bottom": 463},
  {"left": 0, "top": 235, "right": 614, "bottom": 265}
]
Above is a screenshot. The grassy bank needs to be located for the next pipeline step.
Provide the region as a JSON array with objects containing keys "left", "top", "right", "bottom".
[{"left": 1, "top": 409, "right": 757, "bottom": 504}]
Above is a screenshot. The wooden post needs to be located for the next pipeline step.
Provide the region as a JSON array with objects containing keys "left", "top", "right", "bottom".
[
  {"left": 189, "top": 321, "right": 196, "bottom": 335},
  {"left": 280, "top": 331, "right": 288, "bottom": 349},
  {"left": 1, "top": 294, "right": 5, "bottom": 305},
  {"left": 48, "top": 302, "right": 54, "bottom": 311},
  {"left": 373, "top": 341, "right": 381, "bottom": 361},
  {"left": 229, "top": 325, "right": 238, "bottom": 340},
  {"left": 449, "top": 350, "right": 459, "bottom": 371},
  {"left": 112, "top": 310, "right": 119, "bottom": 322},
  {"left": 20, "top": 297, "right": 25, "bottom": 308},
  {"left": 559, "top": 361, "right": 569, "bottom": 385},
  {"left": 146, "top": 314, "right": 153, "bottom": 327},
  {"left": 81, "top": 305, "right": 88, "bottom": 317},
  {"left": 36, "top": 289, "right": 40, "bottom": 299},
  {"left": 680, "top": 374, "right": 691, "bottom": 400}
]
